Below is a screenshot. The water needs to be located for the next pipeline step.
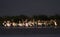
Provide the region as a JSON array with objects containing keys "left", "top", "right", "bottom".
[
  {"left": 0, "top": 24, "right": 60, "bottom": 37},
  {"left": 0, "top": 34, "right": 60, "bottom": 37}
]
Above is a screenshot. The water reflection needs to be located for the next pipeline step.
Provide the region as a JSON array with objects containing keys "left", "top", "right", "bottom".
[{"left": 0, "top": 34, "right": 60, "bottom": 37}]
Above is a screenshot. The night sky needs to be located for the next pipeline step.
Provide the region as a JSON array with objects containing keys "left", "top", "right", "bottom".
[{"left": 0, "top": 0, "right": 60, "bottom": 16}]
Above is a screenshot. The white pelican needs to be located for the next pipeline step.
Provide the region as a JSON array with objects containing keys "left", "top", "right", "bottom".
[
  {"left": 12, "top": 22, "right": 17, "bottom": 27},
  {"left": 28, "top": 21, "right": 33, "bottom": 27},
  {"left": 3, "top": 21, "right": 7, "bottom": 27},
  {"left": 6, "top": 21, "right": 11, "bottom": 27},
  {"left": 18, "top": 23, "right": 23, "bottom": 27},
  {"left": 53, "top": 21, "right": 57, "bottom": 27}
]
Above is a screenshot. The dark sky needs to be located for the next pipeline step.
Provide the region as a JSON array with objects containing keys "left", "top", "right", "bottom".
[{"left": 0, "top": 0, "right": 60, "bottom": 16}]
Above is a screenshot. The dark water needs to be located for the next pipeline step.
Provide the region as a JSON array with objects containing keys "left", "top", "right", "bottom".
[
  {"left": 0, "top": 26, "right": 60, "bottom": 37},
  {"left": 0, "top": 34, "right": 60, "bottom": 37}
]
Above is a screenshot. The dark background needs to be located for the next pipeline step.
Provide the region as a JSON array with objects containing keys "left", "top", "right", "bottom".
[{"left": 0, "top": 0, "right": 60, "bottom": 16}]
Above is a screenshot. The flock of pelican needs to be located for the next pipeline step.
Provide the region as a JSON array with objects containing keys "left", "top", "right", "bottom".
[{"left": 2, "top": 19, "right": 57, "bottom": 28}]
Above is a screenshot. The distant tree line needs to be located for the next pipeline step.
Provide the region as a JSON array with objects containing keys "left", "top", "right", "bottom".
[{"left": 0, "top": 15, "right": 60, "bottom": 22}]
